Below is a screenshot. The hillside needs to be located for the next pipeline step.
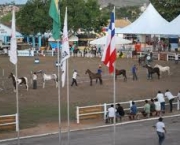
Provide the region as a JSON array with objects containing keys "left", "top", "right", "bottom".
[{"left": 99, "top": 0, "right": 149, "bottom": 7}]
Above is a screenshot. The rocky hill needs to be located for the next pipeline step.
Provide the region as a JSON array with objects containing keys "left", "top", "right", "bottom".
[{"left": 98, "top": 0, "right": 149, "bottom": 7}]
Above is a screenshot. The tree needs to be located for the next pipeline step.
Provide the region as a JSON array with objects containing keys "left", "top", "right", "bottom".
[
  {"left": 150, "top": 0, "right": 180, "bottom": 22},
  {"left": 16, "top": 0, "right": 108, "bottom": 35},
  {"left": 17, "top": 0, "right": 51, "bottom": 35}
]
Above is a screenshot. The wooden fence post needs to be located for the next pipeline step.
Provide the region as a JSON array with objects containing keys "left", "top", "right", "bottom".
[{"left": 103, "top": 103, "right": 107, "bottom": 120}]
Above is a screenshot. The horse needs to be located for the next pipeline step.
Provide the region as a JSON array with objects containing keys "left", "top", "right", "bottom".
[
  {"left": 85, "top": 69, "right": 102, "bottom": 86},
  {"left": 138, "top": 54, "right": 148, "bottom": 65},
  {"left": 115, "top": 69, "right": 127, "bottom": 81},
  {"left": 38, "top": 70, "right": 58, "bottom": 88},
  {"left": 73, "top": 48, "right": 82, "bottom": 57},
  {"left": 143, "top": 64, "right": 160, "bottom": 79},
  {"left": 154, "top": 64, "right": 170, "bottom": 75},
  {"left": 8, "top": 73, "right": 28, "bottom": 91}
]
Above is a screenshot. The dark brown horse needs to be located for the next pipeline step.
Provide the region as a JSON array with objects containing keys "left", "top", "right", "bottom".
[
  {"left": 143, "top": 64, "right": 160, "bottom": 79},
  {"left": 85, "top": 69, "right": 102, "bottom": 86},
  {"left": 115, "top": 69, "right": 127, "bottom": 81}
]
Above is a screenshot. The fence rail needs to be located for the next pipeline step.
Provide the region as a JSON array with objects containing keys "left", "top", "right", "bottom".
[
  {"left": 76, "top": 97, "right": 179, "bottom": 123},
  {"left": 0, "top": 114, "right": 18, "bottom": 131}
]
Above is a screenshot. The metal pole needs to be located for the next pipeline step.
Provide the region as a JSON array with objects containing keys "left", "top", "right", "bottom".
[
  {"left": 15, "top": 64, "right": 20, "bottom": 145},
  {"left": 57, "top": 41, "right": 62, "bottom": 145},
  {"left": 67, "top": 59, "right": 70, "bottom": 145}
]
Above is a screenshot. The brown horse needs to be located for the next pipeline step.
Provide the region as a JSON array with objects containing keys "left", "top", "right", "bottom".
[
  {"left": 85, "top": 69, "right": 102, "bottom": 86},
  {"left": 115, "top": 69, "right": 127, "bottom": 82}
]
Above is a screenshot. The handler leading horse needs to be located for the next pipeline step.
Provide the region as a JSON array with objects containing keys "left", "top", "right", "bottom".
[{"left": 85, "top": 69, "right": 102, "bottom": 86}]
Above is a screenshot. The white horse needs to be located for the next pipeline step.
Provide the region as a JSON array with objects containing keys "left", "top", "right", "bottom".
[
  {"left": 39, "top": 70, "right": 58, "bottom": 88},
  {"left": 8, "top": 73, "right": 28, "bottom": 91},
  {"left": 154, "top": 64, "right": 170, "bottom": 75}
]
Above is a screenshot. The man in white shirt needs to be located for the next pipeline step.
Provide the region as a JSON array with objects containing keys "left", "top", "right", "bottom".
[
  {"left": 32, "top": 72, "right": 37, "bottom": 89},
  {"left": 71, "top": 70, "right": 78, "bottom": 86},
  {"left": 164, "top": 89, "right": 175, "bottom": 112},
  {"left": 156, "top": 91, "right": 165, "bottom": 113},
  {"left": 108, "top": 104, "right": 116, "bottom": 123},
  {"left": 155, "top": 117, "right": 166, "bottom": 145},
  {"left": 174, "top": 52, "right": 178, "bottom": 64}
]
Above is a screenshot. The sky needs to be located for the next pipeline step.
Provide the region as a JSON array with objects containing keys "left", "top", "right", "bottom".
[{"left": 0, "top": 0, "right": 27, "bottom": 4}]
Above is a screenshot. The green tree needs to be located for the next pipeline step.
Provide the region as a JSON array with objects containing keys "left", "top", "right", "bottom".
[
  {"left": 17, "top": 0, "right": 51, "bottom": 35},
  {"left": 150, "top": 0, "right": 180, "bottom": 21},
  {"left": 16, "top": 0, "right": 108, "bottom": 35}
]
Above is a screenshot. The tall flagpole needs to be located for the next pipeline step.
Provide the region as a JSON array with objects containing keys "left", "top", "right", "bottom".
[
  {"left": 67, "top": 59, "right": 70, "bottom": 145},
  {"left": 57, "top": 2, "right": 61, "bottom": 145},
  {"left": 113, "top": 6, "right": 116, "bottom": 145},
  {"left": 57, "top": 40, "right": 62, "bottom": 145}
]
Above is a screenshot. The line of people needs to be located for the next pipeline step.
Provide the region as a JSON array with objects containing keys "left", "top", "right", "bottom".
[{"left": 106, "top": 89, "right": 180, "bottom": 123}]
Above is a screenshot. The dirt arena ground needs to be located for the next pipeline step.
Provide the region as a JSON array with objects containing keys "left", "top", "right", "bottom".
[{"left": 0, "top": 55, "right": 180, "bottom": 131}]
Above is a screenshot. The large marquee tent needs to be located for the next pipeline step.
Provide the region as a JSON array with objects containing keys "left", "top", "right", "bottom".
[
  {"left": 115, "top": 3, "right": 169, "bottom": 35},
  {"left": 90, "top": 35, "right": 132, "bottom": 45}
]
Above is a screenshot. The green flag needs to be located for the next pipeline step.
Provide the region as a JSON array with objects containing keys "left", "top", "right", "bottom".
[{"left": 49, "top": 0, "right": 60, "bottom": 40}]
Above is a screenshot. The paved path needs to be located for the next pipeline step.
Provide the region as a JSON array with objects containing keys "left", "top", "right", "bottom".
[{"left": 1, "top": 116, "right": 180, "bottom": 145}]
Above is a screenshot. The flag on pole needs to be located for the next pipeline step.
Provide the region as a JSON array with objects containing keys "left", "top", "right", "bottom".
[
  {"left": 49, "top": 0, "right": 60, "bottom": 40},
  {"left": 9, "top": 7, "right": 17, "bottom": 65},
  {"left": 61, "top": 7, "right": 70, "bottom": 87},
  {"left": 101, "top": 9, "right": 116, "bottom": 74}
]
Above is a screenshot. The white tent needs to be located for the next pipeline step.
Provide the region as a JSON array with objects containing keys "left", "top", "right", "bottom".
[
  {"left": 48, "top": 35, "right": 78, "bottom": 42},
  {"left": 90, "top": 35, "right": 132, "bottom": 45},
  {"left": 157, "top": 14, "right": 180, "bottom": 35},
  {"left": 115, "top": 3, "right": 169, "bottom": 35},
  {"left": 69, "top": 35, "right": 78, "bottom": 41}
]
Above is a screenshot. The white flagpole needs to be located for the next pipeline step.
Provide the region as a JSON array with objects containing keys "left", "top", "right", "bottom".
[
  {"left": 57, "top": 41, "right": 62, "bottom": 145},
  {"left": 113, "top": 6, "right": 116, "bottom": 145},
  {"left": 67, "top": 59, "right": 70, "bottom": 145},
  {"left": 15, "top": 63, "right": 20, "bottom": 145}
]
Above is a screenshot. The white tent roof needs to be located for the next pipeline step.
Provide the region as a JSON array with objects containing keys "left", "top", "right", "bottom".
[
  {"left": 48, "top": 35, "right": 78, "bottom": 42},
  {"left": 69, "top": 35, "right": 78, "bottom": 41},
  {"left": 157, "top": 14, "right": 180, "bottom": 35},
  {"left": 90, "top": 35, "right": 132, "bottom": 45},
  {"left": 116, "top": 3, "right": 169, "bottom": 35}
]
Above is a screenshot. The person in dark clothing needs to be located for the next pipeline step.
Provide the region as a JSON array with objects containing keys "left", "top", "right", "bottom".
[
  {"left": 132, "top": 64, "right": 138, "bottom": 80},
  {"left": 116, "top": 103, "right": 125, "bottom": 122}
]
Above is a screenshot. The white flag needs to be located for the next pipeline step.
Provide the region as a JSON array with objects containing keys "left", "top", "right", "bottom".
[
  {"left": 9, "top": 8, "right": 17, "bottom": 65},
  {"left": 61, "top": 7, "right": 70, "bottom": 87}
]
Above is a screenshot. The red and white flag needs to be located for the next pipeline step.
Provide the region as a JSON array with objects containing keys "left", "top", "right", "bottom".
[
  {"left": 9, "top": 8, "right": 17, "bottom": 65},
  {"left": 61, "top": 7, "right": 70, "bottom": 87},
  {"left": 101, "top": 9, "right": 116, "bottom": 74}
]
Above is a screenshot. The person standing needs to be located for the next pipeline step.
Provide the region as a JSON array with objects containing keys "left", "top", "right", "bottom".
[
  {"left": 129, "top": 101, "right": 137, "bottom": 120},
  {"left": 141, "top": 100, "right": 150, "bottom": 118},
  {"left": 116, "top": 103, "right": 125, "bottom": 122},
  {"left": 108, "top": 104, "right": 116, "bottom": 123},
  {"left": 156, "top": 91, "right": 165, "bottom": 114},
  {"left": 71, "top": 70, "right": 78, "bottom": 86},
  {"left": 164, "top": 89, "right": 175, "bottom": 112},
  {"left": 154, "top": 98, "right": 161, "bottom": 116},
  {"left": 32, "top": 72, "right": 37, "bottom": 89},
  {"left": 132, "top": 64, "right": 138, "bottom": 80},
  {"left": 154, "top": 117, "right": 166, "bottom": 145},
  {"left": 174, "top": 52, "right": 179, "bottom": 64}
]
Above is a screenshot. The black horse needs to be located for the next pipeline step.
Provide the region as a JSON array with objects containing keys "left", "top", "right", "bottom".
[
  {"left": 138, "top": 54, "right": 148, "bottom": 65},
  {"left": 73, "top": 48, "right": 82, "bottom": 57},
  {"left": 85, "top": 69, "right": 102, "bottom": 86},
  {"left": 143, "top": 64, "right": 160, "bottom": 79},
  {"left": 115, "top": 69, "right": 127, "bottom": 81}
]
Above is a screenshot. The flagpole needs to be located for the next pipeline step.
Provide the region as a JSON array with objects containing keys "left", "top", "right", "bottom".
[
  {"left": 113, "top": 6, "right": 116, "bottom": 145},
  {"left": 57, "top": 40, "right": 62, "bottom": 145},
  {"left": 15, "top": 63, "right": 20, "bottom": 145},
  {"left": 67, "top": 59, "right": 70, "bottom": 145}
]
